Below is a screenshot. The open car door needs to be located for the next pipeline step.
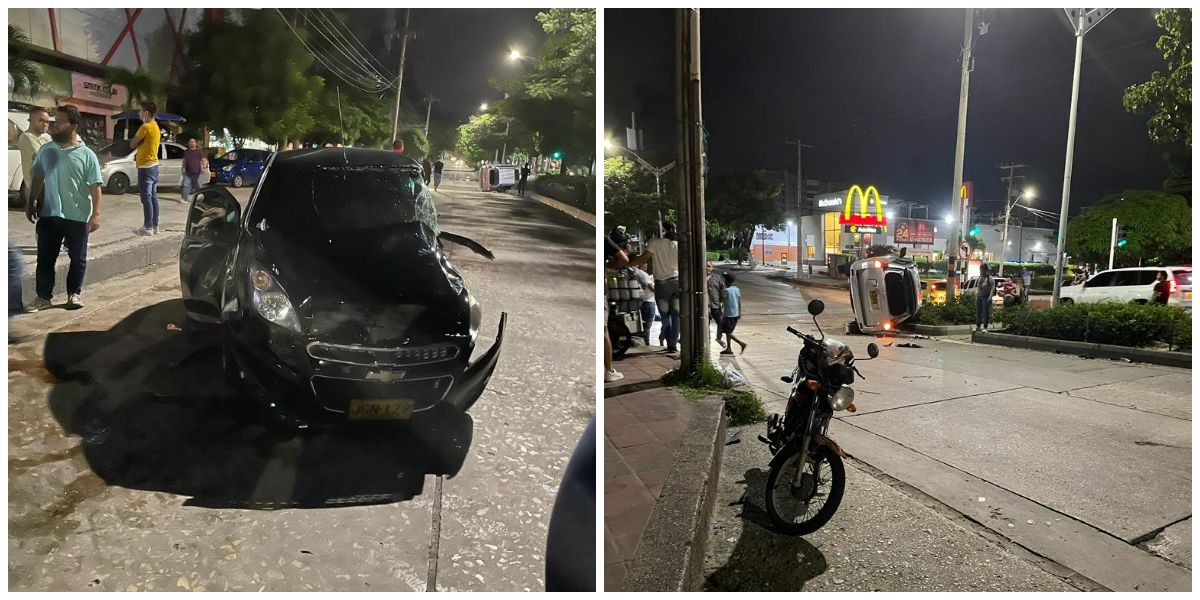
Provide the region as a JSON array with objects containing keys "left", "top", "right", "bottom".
[{"left": 180, "top": 186, "right": 242, "bottom": 324}]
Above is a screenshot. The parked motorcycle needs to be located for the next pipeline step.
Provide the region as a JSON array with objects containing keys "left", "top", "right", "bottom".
[{"left": 760, "top": 298, "right": 880, "bottom": 535}]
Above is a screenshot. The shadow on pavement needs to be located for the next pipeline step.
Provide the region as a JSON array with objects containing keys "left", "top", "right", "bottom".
[
  {"left": 42, "top": 299, "right": 472, "bottom": 509},
  {"left": 704, "top": 467, "right": 828, "bottom": 591}
]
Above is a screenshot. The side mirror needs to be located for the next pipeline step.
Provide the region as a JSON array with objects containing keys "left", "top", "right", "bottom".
[
  {"left": 866, "top": 343, "right": 880, "bottom": 359},
  {"left": 807, "top": 299, "right": 825, "bottom": 316}
]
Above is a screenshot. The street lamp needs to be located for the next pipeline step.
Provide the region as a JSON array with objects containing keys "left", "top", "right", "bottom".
[
  {"left": 479, "top": 102, "right": 488, "bottom": 112},
  {"left": 945, "top": 214, "right": 954, "bottom": 224},
  {"left": 998, "top": 188, "right": 1035, "bottom": 276},
  {"left": 605, "top": 138, "right": 675, "bottom": 196}
]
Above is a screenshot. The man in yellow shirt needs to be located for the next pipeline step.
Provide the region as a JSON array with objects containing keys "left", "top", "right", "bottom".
[{"left": 131, "top": 101, "right": 161, "bottom": 235}]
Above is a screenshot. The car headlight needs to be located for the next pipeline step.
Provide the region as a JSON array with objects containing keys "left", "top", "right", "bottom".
[
  {"left": 249, "top": 266, "right": 302, "bottom": 332},
  {"left": 830, "top": 386, "right": 855, "bottom": 411},
  {"left": 222, "top": 165, "right": 233, "bottom": 171}
]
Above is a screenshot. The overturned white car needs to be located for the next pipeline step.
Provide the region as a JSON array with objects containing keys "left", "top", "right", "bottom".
[{"left": 848, "top": 249, "right": 922, "bottom": 334}]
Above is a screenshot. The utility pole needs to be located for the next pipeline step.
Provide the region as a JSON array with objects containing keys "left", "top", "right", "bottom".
[
  {"left": 423, "top": 94, "right": 437, "bottom": 137},
  {"left": 1108, "top": 218, "right": 1118, "bottom": 270},
  {"left": 390, "top": 8, "right": 411, "bottom": 142},
  {"left": 336, "top": 85, "right": 345, "bottom": 146},
  {"left": 785, "top": 138, "right": 814, "bottom": 278},
  {"left": 1053, "top": 8, "right": 1114, "bottom": 306},
  {"left": 997, "top": 162, "right": 1027, "bottom": 275},
  {"left": 676, "top": 8, "right": 707, "bottom": 371},
  {"left": 945, "top": 9, "right": 975, "bottom": 298}
]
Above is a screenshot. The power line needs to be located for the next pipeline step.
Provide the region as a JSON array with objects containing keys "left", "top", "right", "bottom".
[
  {"left": 823, "top": 31, "right": 1161, "bottom": 135},
  {"left": 308, "top": 9, "right": 391, "bottom": 83},
  {"left": 296, "top": 9, "right": 393, "bottom": 91},
  {"left": 316, "top": 9, "right": 392, "bottom": 80},
  {"left": 275, "top": 9, "right": 391, "bottom": 94}
]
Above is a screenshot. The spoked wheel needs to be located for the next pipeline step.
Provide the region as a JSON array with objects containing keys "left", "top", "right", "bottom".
[{"left": 765, "top": 444, "right": 846, "bottom": 535}]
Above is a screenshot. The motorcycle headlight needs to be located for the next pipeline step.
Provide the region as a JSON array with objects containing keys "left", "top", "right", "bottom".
[
  {"left": 830, "top": 386, "right": 855, "bottom": 411},
  {"left": 249, "top": 266, "right": 302, "bottom": 332}
]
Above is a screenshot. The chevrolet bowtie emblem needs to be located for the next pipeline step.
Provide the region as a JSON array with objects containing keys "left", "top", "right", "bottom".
[{"left": 366, "top": 370, "right": 407, "bottom": 383}]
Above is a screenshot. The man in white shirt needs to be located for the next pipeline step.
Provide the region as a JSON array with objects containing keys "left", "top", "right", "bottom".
[
  {"left": 19, "top": 107, "right": 52, "bottom": 210},
  {"left": 631, "top": 222, "right": 681, "bottom": 354}
]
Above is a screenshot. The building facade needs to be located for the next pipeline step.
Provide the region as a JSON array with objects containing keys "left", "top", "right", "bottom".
[{"left": 8, "top": 8, "right": 219, "bottom": 145}]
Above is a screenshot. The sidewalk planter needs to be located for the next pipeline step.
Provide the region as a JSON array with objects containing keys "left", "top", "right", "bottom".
[
  {"left": 973, "top": 331, "right": 1191, "bottom": 369},
  {"left": 1000, "top": 302, "right": 1191, "bottom": 352},
  {"left": 901, "top": 322, "right": 976, "bottom": 336}
]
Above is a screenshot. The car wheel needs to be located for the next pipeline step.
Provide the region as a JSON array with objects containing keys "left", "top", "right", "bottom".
[
  {"left": 107, "top": 172, "right": 130, "bottom": 195},
  {"left": 232, "top": 175, "right": 245, "bottom": 188}
]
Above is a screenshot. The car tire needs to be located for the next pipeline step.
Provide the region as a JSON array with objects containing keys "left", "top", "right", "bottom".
[
  {"left": 233, "top": 175, "right": 245, "bottom": 188},
  {"left": 107, "top": 172, "right": 130, "bottom": 195},
  {"left": 1060, "top": 298, "right": 1074, "bottom": 305}
]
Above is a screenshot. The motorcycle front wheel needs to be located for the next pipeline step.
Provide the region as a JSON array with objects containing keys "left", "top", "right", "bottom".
[{"left": 765, "top": 444, "right": 846, "bottom": 535}]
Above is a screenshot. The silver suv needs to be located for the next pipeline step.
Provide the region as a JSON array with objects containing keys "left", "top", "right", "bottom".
[{"left": 97, "top": 139, "right": 211, "bottom": 195}]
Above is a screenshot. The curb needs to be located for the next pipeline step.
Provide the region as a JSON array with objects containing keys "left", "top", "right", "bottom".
[
  {"left": 523, "top": 191, "right": 595, "bottom": 227},
  {"left": 972, "top": 331, "right": 1191, "bottom": 369},
  {"left": 18, "top": 234, "right": 181, "bottom": 307},
  {"left": 767, "top": 273, "right": 850, "bottom": 291},
  {"left": 625, "top": 394, "right": 727, "bottom": 592},
  {"left": 902, "top": 322, "right": 976, "bottom": 336}
]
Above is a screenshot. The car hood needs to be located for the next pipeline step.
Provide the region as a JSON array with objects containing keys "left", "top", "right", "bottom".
[{"left": 249, "top": 222, "right": 473, "bottom": 347}]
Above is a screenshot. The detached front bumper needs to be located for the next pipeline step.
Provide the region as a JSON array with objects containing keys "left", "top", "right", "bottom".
[{"left": 226, "top": 313, "right": 507, "bottom": 427}]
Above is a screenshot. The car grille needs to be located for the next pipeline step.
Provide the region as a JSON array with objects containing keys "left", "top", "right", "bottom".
[
  {"left": 310, "top": 375, "right": 452, "bottom": 413},
  {"left": 307, "top": 341, "right": 460, "bottom": 367}
]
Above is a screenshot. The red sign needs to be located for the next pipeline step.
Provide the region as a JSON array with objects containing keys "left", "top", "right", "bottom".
[
  {"left": 893, "top": 218, "right": 935, "bottom": 245},
  {"left": 960, "top": 181, "right": 973, "bottom": 205}
]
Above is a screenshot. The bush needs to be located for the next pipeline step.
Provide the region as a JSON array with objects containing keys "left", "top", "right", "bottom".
[
  {"left": 729, "top": 247, "right": 749, "bottom": 263},
  {"left": 1031, "top": 275, "right": 1056, "bottom": 290},
  {"left": 724, "top": 389, "right": 768, "bottom": 426},
  {"left": 531, "top": 174, "right": 594, "bottom": 213},
  {"left": 1001, "top": 302, "right": 1191, "bottom": 351},
  {"left": 912, "top": 293, "right": 979, "bottom": 325},
  {"left": 664, "top": 360, "right": 768, "bottom": 425}
]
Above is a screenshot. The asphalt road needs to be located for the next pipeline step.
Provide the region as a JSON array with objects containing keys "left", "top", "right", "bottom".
[
  {"left": 7, "top": 176, "right": 596, "bottom": 592},
  {"left": 700, "top": 267, "right": 1191, "bottom": 592}
]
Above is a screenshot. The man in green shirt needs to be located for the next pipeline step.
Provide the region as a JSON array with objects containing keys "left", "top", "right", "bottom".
[{"left": 26, "top": 105, "right": 102, "bottom": 311}]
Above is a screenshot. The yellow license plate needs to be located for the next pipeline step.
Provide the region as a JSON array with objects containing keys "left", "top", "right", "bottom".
[
  {"left": 1186, "top": 291, "right": 1192, "bottom": 301},
  {"left": 348, "top": 399, "right": 415, "bottom": 420},
  {"left": 868, "top": 289, "right": 879, "bottom": 307}
]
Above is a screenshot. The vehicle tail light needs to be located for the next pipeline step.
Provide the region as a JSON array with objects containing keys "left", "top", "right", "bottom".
[
  {"left": 805, "top": 379, "right": 820, "bottom": 390},
  {"left": 846, "top": 403, "right": 857, "bottom": 413},
  {"left": 1169, "top": 279, "right": 1178, "bottom": 294},
  {"left": 882, "top": 321, "right": 893, "bottom": 331}
]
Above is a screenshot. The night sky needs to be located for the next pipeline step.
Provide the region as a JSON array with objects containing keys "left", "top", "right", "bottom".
[
  {"left": 343, "top": 8, "right": 547, "bottom": 120},
  {"left": 605, "top": 8, "right": 1187, "bottom": 219}
]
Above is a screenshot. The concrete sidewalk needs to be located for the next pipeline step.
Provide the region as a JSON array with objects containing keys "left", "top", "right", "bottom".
[{"left": 9, "top": 187, "right": 253, "bottom": 306}]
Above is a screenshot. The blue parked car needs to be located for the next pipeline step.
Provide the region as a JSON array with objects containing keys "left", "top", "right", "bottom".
[{"left": 210, "top": 148, "right": 272, "bottom": 188}]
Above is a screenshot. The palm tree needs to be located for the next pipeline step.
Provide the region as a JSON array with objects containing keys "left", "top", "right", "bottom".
[
  {"left": 9, "top": 24, "right": 42, "bottom": 96},
  {"left": 104, "top": 67, "right": 163, "bottom": 110}
]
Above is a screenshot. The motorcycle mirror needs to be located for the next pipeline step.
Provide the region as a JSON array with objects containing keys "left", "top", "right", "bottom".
[
  {"left": 807, "top": 299, "right": 825, "bottom": 316},
  {"left": 866, "top": 343, "right": 880, "bottom": 359}
]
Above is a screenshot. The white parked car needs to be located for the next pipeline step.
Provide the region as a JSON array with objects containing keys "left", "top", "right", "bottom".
[
  {"left": 8, "top": 110, "right": 50, "bottom": 203},
  {"left": 97, "top": 139, "right": 211, "bottom": 195},
  {"left": 1059, "top": 266, "right": 1192, "bottom": 308}
]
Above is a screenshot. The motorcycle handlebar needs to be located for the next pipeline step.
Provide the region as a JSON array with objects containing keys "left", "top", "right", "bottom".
[{"left": 787, "top": 326, "right": 814, "bottom": 342}]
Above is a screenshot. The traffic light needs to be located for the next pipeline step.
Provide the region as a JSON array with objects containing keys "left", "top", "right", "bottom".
[
  {"left": 1117, "top": 225, "right": 1129, "bottom": 247},
  {"left": 969, "top": 225, "right": 981, "bottom": 237},
  {"left": 551, "top": 150, "right": 563, "bottom": 160}
]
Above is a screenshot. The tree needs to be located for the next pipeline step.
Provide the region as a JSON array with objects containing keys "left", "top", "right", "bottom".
[
  {"left": 604, "top": 156, "right": 672, "bottom": 235},
  {"left": 8, "top": 24, "right": 41, "bottom": 96},
  {"left": 706, "top": 170, "right": 785, "bottom": 256},
  {"left": 104, "top": 67, "right": 164, "bottom": 110},
  {"left": 455, "top": 113, "right": 506, "bottom": 162},
  {"left": 177, "top": 11, "right": 323, "bottom": 145},
  {"left": 1124, "top": 8, "right": 1191, "bottom": 146},
  {"left": 1065, "top": 190, "right": 1192, "bottom": 266},
  {"left": 965, "top": 232, "right": 986, "bottom": 253}
]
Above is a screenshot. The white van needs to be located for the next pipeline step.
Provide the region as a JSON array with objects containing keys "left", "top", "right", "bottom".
[{"left": 1059, "top": 266, "right": 1192, "bottom": 308}]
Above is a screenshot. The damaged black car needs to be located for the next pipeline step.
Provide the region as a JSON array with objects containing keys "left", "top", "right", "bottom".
[{"left": 180, "top": 148, "right": 506, "bottom": 429}]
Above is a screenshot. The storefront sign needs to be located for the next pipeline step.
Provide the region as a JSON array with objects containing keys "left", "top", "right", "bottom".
[
  {"left": 844, "top": 224, "right": 882, "bottom": 234},
  {"left": 838, "top": 184, "right": 888, "bottom": 227},
  {"left": 71, "top": 73, "right": 127, "bottom": 107},
  {"left": 893, "top": 218, "right": 935, "bottom": 244}
]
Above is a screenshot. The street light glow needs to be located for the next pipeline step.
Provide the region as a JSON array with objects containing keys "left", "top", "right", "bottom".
[
  {"left": 1023, "top": 188, "right": 1036, "bottom": 200},
  {"left": 945, "top": 214, "right": 954, "bottom": 224},
  {"left": 886, "top": 211, "right": 894, "bottom": 219},
  {"left": 479, "top": 102, "right": 488, "bottom": 111},
  {"left": 508, "top": 49, "right": 522, "bottom": 62},
  {"left": 604, "top": 138, "right": 614, "bottom": 150}
]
